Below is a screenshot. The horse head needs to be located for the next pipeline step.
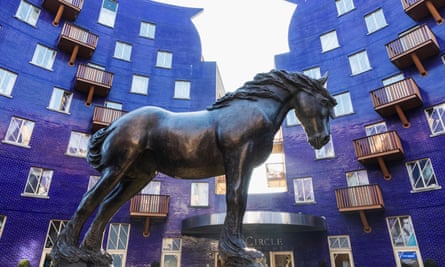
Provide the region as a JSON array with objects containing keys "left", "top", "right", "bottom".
[{"left": 288, "top": 72, "right": 337, "bottom": 149}]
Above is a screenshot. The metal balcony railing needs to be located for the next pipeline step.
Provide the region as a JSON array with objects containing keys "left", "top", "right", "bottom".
[
  {"left": 385, "top": 24, "right": 440, "bottom": 75},
  {"left": 92, "top": 106, "right": 127, "bottom": 132},
  {"left": 370, "top": 78, "right": 423, "bottom": 127},
  {"left": 401, "top": 0, "right": 445, "bottom": 23},
  {"left": 130, "top": 194, "right": 170, "bottom": 217},
  {"left": 75, "top": 64, "right": 113, "bottom": 105},
  {"left": 335, "top": 184, "right": 384, "bottom": 212},
  {"left": 58, "top": 23, "right": 98, "bottom": 65},
  {"left": 42, "top": 0, "right": 84, "bottom": 25}
]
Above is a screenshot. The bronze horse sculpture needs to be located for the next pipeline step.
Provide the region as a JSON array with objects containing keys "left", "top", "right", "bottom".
[{"left": 51, "top": 70, "right": 336, "bottom": 266}]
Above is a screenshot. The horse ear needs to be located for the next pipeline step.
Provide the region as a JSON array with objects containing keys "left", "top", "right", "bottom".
[{"left": 319, "top": 72, "right": 328, "bottom": 86}]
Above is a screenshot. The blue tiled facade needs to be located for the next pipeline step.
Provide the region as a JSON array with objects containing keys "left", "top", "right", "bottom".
[{"left": 1, "top": 0, "right": 445, "bottom": 267}]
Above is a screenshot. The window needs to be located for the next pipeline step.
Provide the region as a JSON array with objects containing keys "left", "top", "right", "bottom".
[
  {"left": 190, "top": 182, "right": 209, "bottom": 207},
  {"left": 215, "top": 175, "right": 226, "bottom": 195},
  {"left": 315, "top": 135, "right": 335, "bottom": 159},
  {"left": 48, "top": 88, "right": 72, "bottom": 113},
  {"left": 3, "top": 117, "right": 35, "bottom": 147},
  {"left": 40, "top": 220, "right": 67, "bottom": 267},
  {"left": 333, "top": 92, "right": 353, "bottom": 117},
  {"left": 161, "top": 238, "right": 182, "bottom": 267},
  {"left": 382, "top": 73, "right": 404, "bottom": 86},
  {"left": 320, "top": 31, "right": 340, "bottom": 52},
  {"left": 114, "top": 42, "right": 132, "bottom": 61},
  {"left": 98, "top": 0, "right": 118, "bottom": 27},
  {"left": 15, "top": 1, "right": 40, "bottom": 26},
  {"left": 346, "top": 170, "right": 369, "bottom": 187},
  {"left": 131, "top": 75, "right": 149, "bottom": 95},
  {"left": 140, "top": 21, "right": 156, "bottom": 39},
  {"left": 328, "top": 235, "right": 355, "bottom": 267},
  {"left": 0, "top": 215, "right": 6, "bottom": 239},
  {"left": 66, "top": 131, "right": 90, "bottom": 157},
  {"left": 23, "top": 167, "right": 53, "bottom": 197},
  {"left": 406, "top": 158, "right": 440, "bottom": 191},
  {"left": 156, "top": 51, "right": 173, "bottom": 69},
  {"left": 335, "top": 0, "right": 355, "bottom": 16},
  {"left": 293, "top": 177, "right": 314, "bottom": 203},
  {"left": 386, "top": 216, "right": 423, "bottom": 267},
  {"left": 348, "top": 50, "right": 371, "bottom": 75},
  {"left": 174, "top": 81, "right": 190, "bottom": 99},
  {"left": 365, "top": 121, "right": 387, "bottom": 136},
  {"left": 269, "top": 251, "right": 294, "bottom": 267},
  {"left": 286, "top": 110, "right": 301, "bottom": 126},
  {"left": 303, "top": 67, "right": 321, "bottom": 79},
  {"left": 87, "top": 175, "right": 100, "bottom": 191},
  {"left": 365, "top": 9, "right": 387, "bottom": 34},
  {"left": 0, "top": 68, "right": 17, "bottom": 97},
  {"left": 425, "top": 103, "right": 445, "bottom": 136},
  {"left": 107, "top": 223, "right": 130, "bottom": 267},
  {"left": 30, "top": 44, "right": 56, "bottom": 70}
]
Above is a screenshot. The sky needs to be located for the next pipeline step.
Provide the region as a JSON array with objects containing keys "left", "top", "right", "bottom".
[{"left": 155, "top": 0, "right": 296, "bottom": 91}]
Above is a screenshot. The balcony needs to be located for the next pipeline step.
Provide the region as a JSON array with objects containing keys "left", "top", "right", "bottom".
[
  {"left": 335, "top": 184, "right": 384, "bottom": 233},
  {"left": 74, "top": 64, "right": 113, "bottom": 106},
  {"left": 402, "top": 0, "right": 445, "bottom": 23},
  {"left": 353, "top": 131, "right": 404, "bottom": 180},
  {"left": 58, "top": 23, "right": 98, "bottom": 66},
  {"left": 42, "top": 0, "right": 83, "bottom": 26},
  {"left": 130, "top": 194, "right": 170, "bottom": 236},
  {"left": 370, "top": 78, "right": 423, "bottom": 128},
  {"left": 386, "top": 24, "right": 440, "bottom": 75},
  {"left": 92, "top": 106, "right": 127, "bottom": 132}
]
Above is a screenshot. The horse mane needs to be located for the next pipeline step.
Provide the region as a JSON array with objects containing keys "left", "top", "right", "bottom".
[{"left": 207, "top": 69, "right": 336, "bottom": 110}]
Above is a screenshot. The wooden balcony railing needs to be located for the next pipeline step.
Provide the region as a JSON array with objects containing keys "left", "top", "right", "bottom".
[
  {"left": 92, "top": 106, "right": 127, "bottom": 132},
  {"left": 130, "top": 194, "right": 170, "bottom": 237},
  {"left": 75, "top": 64, "right": 113, "bottom": 106},
  {"left": 401, "top": 0, "right": 445, "bottom": 23},
  {"left": 335, "top": 184, "right": 384, "bottom": 233},
  {"left": 353, "top": 131, "right": 404, "bottom": 180},
  {"left": 58, "top": 23, "right": 98, "bottom": 66},
  {"left": 42, "top": 0, "right": 84, "bottom": 26},
  {"left": 370, "top": 78, "right": 423, "bottom": 127},
  {"left": 386, "top": 24, "right": 440, "bottom": 75}
]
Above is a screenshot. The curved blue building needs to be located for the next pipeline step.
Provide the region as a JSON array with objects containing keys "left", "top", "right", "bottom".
[{"left": 1, "top": 0, "right": 445, "bottom": 267}]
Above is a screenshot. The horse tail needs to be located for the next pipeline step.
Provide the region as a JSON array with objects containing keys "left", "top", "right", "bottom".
[{"left": 87, "top": 126, "right": 114, "bottom": 171}]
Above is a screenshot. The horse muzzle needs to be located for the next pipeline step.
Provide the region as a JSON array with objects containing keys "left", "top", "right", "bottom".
[{"left": 309, "top": 134, "right": 330, "bottom": 150}]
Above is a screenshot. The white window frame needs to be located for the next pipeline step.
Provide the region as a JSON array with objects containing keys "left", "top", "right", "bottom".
[
  {"left": 269, "top": 251, "right": 294, "bottom": 267},
  {"left": 425, "top": 103, "right": 445, "bottom": 136},
  {"left": 348, "top": 50, "right": 371, "bottom": 75},
  {"left": 0, "top": 215, "right": 6, "bottom": 239},
  {"left": 66, "top": 131, "right": 90, "bottom": 158},
  {"left": 105, "top": 101, "right": 122, "bottom": 110},
  {"left": 140, "top": 21, "right": 156, "bottom": 39},
  {"left": 315, "top": 135, "right": 335, "bottom": 159},
  {"left": 286, "top": 110, "right": 301, "bottom": 126},
  {"left": 406, "top": 158, "right": 440, "bottom": 192},
  {"left": 335, "top": 0, "right": 355, "bottom": 16},
  {"left": 98, "top": 0, "right": 118, "bottom": 28},
  {"left": 328, "top": 235, "right": 355, "bottom": 267},
  {"left": 87, "top": 175, "right": 100, "bottom": 191},
  {"left": 161, "top": 238, "right": 182, "bottom": 267},
  {"left": 15, "top": 0, "right": 41, "bottom": 26},
  {"left": 156, "top": 51, "right": 173, "bottom": 69},
  {"left": 22, "top": 167, "right": 53, "bottom": 198},
  {"left": 0, "top": 68, "right": 17, "bottom": 97},
  {"left": 303, "top": 67, "right": 321, "bottom": 79},
  {"left": 382, "top": 73, "right": 405, "bottom": 86},
  {"left": 2, "top": 117, "right": 35, "bottom": 147},
  {"left": 365, "top": 121, "right": 387, "bottom": 136},
  {"left": 293, "top": 177, "right": 315, "bottom": 203},
  {"left": 365, "top": 8, "right": 388, "bottom": 34},
  {"left": 48, "top": 87, "right": 73, "bottom": 114},
  {"left": 106, "top": 223, "right": 130, "bottom": 267},
  {"left": 346, "top": 170, "right": 369, "bottom": 187},
  {"left": 190, "top": 182, "right": 209, "bottom": 207},
  {"left": 386, "top": 216, "right": 423, "bottom": 267},
  {"left": 320, "top": 31, "right": 340, "bottom": 52},
  {"left": 333, "top": 92, "right": 353, "bottom": 117},
  {"left": 131, "top": 75, "right": 149, "bottom": 95},
  {"left": 30, "top": 44, "right": 56, "bottom": 71},
  {"left": 174, "top": 80, "right": 191, "bottom": 99},
  {"left": 40, "top": 220, "right": 67, "bottom": 267},
  {"left": 114, "top": 41, "right": 132, "bottom": 61}
]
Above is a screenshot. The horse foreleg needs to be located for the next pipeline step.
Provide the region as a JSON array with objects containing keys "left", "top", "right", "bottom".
[{"left": 219, "top": 145, "right": 266, "bottom": 267}]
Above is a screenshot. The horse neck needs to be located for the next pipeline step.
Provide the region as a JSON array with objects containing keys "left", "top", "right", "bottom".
[{"left": 260, "top": 85, "right": 296, "bottom": 132}]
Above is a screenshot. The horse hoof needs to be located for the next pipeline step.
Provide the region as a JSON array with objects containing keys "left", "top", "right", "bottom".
[{"left": 51, "top": 245, "right": 112, "bottom": 267}]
